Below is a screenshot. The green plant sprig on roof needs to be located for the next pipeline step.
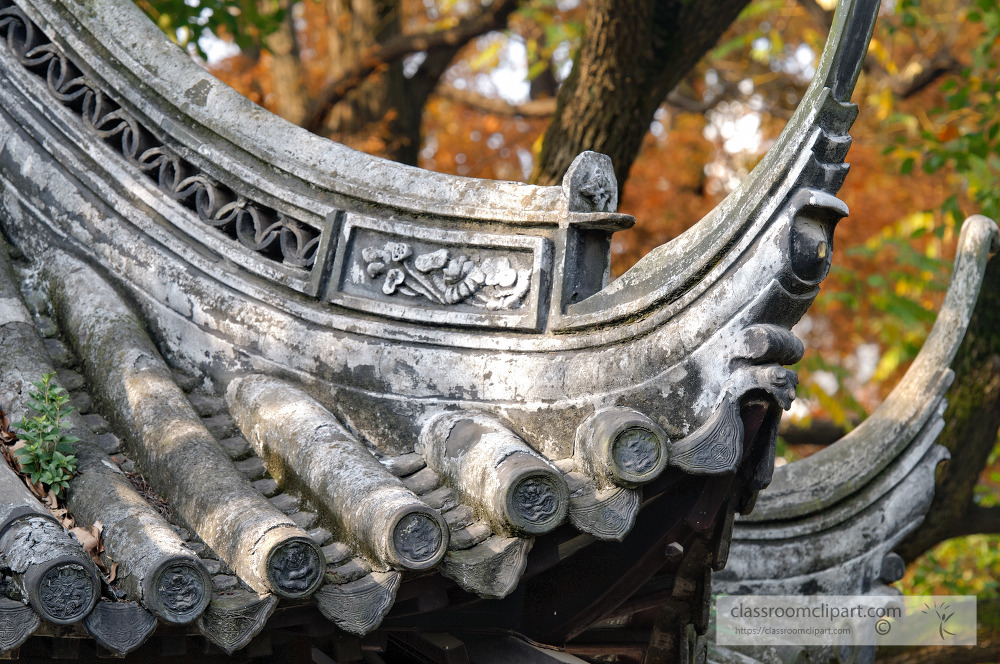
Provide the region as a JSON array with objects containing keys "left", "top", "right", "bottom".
[{"left": 13, "top": 372, "right": 79, "bottom": 497}]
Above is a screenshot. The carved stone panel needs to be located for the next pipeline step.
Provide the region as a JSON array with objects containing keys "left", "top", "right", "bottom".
[
  {"left": 83, "top": 600, "right": 157, "bottom": 657},
  {"left": 326, "top": 213, "right": 551, "bottom": 329},
  {"left": 0, "top": 597, "right": 39, "bottom": 653},
  {"left": 197, "top": 590, "right": 278, "bottom": 655},
  {"left": 313, "top": 571, "right": 400, "bottom": 635}
]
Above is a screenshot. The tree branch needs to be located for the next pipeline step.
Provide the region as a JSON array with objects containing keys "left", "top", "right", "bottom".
[
  {"left": 303, "top": 0, "right": 522, "bottom": 134},
  {"left": 437, "top": 85, "right": 724, "bottom": 119},
  {"left": 437, "top": 85, "right": 557, "bottom": 117},
  {"left": 936, "top": 505, "right": 1000, "bottom": 541},
  {"left": 796, "top": 0, "right": 833, "bottom": 30},
  {"left": 529, "top": 0, "right": 752, "bottom": 187},
  {"left": 892, "top": 51, "right": 963, "bottom": 99}
]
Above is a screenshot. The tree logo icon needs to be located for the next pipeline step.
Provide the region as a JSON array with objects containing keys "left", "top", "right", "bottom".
[{"left": 921, "top": 601, "right": 957, "bottom": 641}]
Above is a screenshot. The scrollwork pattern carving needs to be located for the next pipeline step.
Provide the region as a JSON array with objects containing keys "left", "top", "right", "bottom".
[
  {"left": 0, "top": 1, "right": 321, "bottom": 268},
  {"left": 198, "top": 593, "right": 278, "bottom": 654},
  {"left": 313, "top": 571, "right": 400, "bottom": 636}
]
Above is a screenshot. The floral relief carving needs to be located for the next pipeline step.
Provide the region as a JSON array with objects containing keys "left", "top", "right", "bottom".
[{"left": 360, "top": 242, "right": 531, "bottom": 310}]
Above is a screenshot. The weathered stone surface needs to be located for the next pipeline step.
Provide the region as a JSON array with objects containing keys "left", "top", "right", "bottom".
[
  {"left": 42, "top": 338, "right": 71, "bottom": 367},
  {"left": 745, "top": 216, "right": 1000, "bottom": 520},
  {"left": 0, "top": 0, "right": 842, "bottom": 477},
  {"left": 201, "top": 414, "right": 237, "bottom": 440},
  {"left": 307, "top": 527, "right": 332, "bottom": 546},
  {"left": 328, "top": 559, "right": 371, "bottom": 584},
  {"left": 93, "top": 432, "right": 122, "bottom": 455},
  {"left": 144, "top": 557, "right": 213, "bottom": 624},
  {"left": 220, "top": 436, "right": 253, "bottom": 460},
  {"left": 0, "top": 238, "right": 212, "bottom": 625},
  {"left": 321, "top": 543, "right": 352, "bottom": 566},
  {"left": 565, "top": 479, "right": 641, "bottom": 542},
  {"left": 269, "top": 494, "right": 299, "bottom": 515},
  {"left": 440, "top": 536, "right": 532, "bottom": 599},
  {"left": 227, "top": 375, "right": 448, "bottom": 571},
  {"left": 0, "top": 0, "right": 896, "bottom": 656},
  {"left": 379, "top": 453, "right": 426, "bottom": 478},
  {"left": 234, "top": 457, "right": 267, "bottom": 480},
  {"left": 442, "top": 505, "right": 475, "bottom": 530},
  {"left": 46, "top": 255, "right": 323, "bottom": 600},
  {"left": 0, "top": 507, "right": 99, "bottom": 625},
  {"left": 289, "top": 511, "right": 318, "bottom": 530},
  {"left": 714, "top": 217, "right": 998, "bottom": 664},
  {"left": 448, "top": 522, "right": 492, "bottom": 550},
  {"left": 81, "top": 413, "right": 109, "bottom": 434},
  {"left": 55, "top": 369, "right": 84, "bottom": 392},
  {"left": 186, "top": 393, "right": 225, "bottom": 417},
  {"left": 419, "top": 412, "right": 569, "bottom": 537},
  {"left": 212, "top": 575, "right": 238, "bottom": 591},
  {"left": 400, "top": 467, "right": 441, "bottom": 495},
  {"left": 252, "top": 478, "right": 279, "bottom": 497},
  {"left": 575, "top": 408, "right": 668, "bottom": 489},
  {"left": 70, "top": 392, "right": 93, "bottom": 415},
  {"left": 420, "top": 486, "right": 459, "bottom": 511}
]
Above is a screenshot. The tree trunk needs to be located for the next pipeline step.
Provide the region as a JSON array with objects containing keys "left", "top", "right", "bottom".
[
  {"left": 321, "top": 0, "right": 420, "bottom": 163},
  {"left": 264, "top": 4, "right": 308, "bottom": 125},
  {"left": 895, "top": 253, "right": 1000, "bottom": 561},
  {"left": 529, "top": 0, "right": 751, "bottom": 188}
]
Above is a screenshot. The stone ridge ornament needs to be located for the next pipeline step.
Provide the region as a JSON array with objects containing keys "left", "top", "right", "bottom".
[
  {"left": 563, "top": 151, "right": 619, "bottom": 213},
  {"left": 715, "top": 215, "right": 1000, "bottom": 664}
]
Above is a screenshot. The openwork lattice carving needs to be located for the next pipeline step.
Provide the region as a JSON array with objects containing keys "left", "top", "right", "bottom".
[{"left": 0, "top": 1, "right": 321, "bottom": 268}]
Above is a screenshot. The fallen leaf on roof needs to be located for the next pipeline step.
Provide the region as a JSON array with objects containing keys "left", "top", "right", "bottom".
[
  {"left": 0, "top": 407, "right": 16, "bottom": 445},
  {"left": 70, "top": 525, "right": 101, "bottom": 554}
]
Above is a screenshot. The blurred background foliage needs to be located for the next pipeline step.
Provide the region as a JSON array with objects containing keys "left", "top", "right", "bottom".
[{"left": 137, "top": 0, "right": 1000, "bottom": 644}]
